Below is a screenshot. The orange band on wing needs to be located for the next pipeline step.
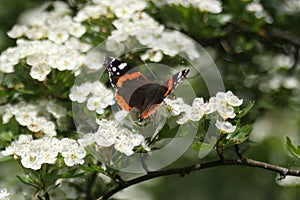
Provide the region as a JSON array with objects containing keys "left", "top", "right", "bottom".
[
  {"left": 117, "top": 72, "right": 142, "bottom": 88},
  {"left": 141, "top": 103, "right": 162, "bottom": 119},
  {"left": 164, "top": 77, "right": 173, "bottom": 97},
  {"left": 115, "top": 93, "right": 131, "bottom": 111}
]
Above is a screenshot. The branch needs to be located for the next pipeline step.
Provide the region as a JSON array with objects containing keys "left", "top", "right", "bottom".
[{"left": 99, "top": 157, "right": 300, "bottom": 200}]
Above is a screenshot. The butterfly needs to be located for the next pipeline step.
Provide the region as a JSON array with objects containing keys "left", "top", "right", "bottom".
[{"left": 104, "top": 57, "right": 190, "bottom": 122}]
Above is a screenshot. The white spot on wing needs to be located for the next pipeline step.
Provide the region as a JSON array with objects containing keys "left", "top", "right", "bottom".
[
  {"left": 112, "top": 67, "right": 117, "bottom": 72},
  {"left": 177, "top": 71, "right": 182, "bottom": 79},
  {"left": 118, "top": 63, "right": 127, "bottom": 70}
]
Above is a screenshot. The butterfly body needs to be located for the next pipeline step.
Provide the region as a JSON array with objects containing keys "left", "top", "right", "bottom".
[{"left": 104, "top": 57, "right": 189, "bottom": 121}]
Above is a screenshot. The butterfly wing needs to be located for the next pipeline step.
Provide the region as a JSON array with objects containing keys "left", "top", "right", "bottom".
[
  {"left": 163, "top": 68, "right": 190, "bottom": 97},
  {"left": 129, "top": 83, "right": 168, "bottom": 121},
  {"left": 131, "top": 68, "right": 190, "bottom": 121},
  {"left": 104, "top": 56, "right": 190, "bottom": 121},
  {"left": 104, "top": 57, "right": 133, "bottom": 87},
  {"left": 104, "top": 57, "right": 149, "bottom": 111}
]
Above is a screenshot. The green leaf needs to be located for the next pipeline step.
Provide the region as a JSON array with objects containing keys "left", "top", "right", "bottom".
[
  {"left": 194, "top": 136, "right": 217, "bottom": 158},
  {"left": 233, "top": 124, "right": 253, "bottom": 144},
  {"left": 286, "top": 137, "right": 300, "bottom": 160},
  {"left": 16, "top": 174, "right": 40, "bottom": 189},
  {"left": 43, "top": 168, "right": 62, "bottom": 186},
  {"left": 60, "top": 168, "right": 83, "bottom": 178},
  {"left": 77, "top": 164, "right": 105, "bottom": 174},
  {"left": 226, "top": 124, "right": 253, "bottom": 146},
  {"left": 236, "top": 101, "right": 255, "bottom": 119}
]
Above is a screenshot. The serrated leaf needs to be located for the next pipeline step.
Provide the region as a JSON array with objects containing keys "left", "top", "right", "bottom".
[
  {"left": 236, "top": 101, "right": 255, "bottom": 119},
  {"left": 227, "top": 124, "right": 253, "bottom": 146},
  {"left": 16, "top": 174, "right": 39, "bottom": 189},
  {"left": 286, "top": 137, "right": 300, "bottom": 160}
]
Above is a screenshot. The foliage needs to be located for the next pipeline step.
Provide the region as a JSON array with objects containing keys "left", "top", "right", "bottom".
[{"left": 0, "top": 0, "right": 300, "bottom": 200}]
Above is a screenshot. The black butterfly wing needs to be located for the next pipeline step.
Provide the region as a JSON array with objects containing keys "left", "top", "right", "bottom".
[
  {"left": 115, "top": 73, "right": 150, "bottom": 111},
  {"left": 129, "top": 83, "right": 168, "bottom": 120},
  {"left": 104, "top": 56, "right": 190, "bottom": 121},
  {"left": 104, "top": 57, "right": 134, "bottom": 87},
  {"left": 104, "top": 57, "right": 150, "bottom": 111},
  {"left": 164, "top": 68, "right": 190, "bottom": 96}
]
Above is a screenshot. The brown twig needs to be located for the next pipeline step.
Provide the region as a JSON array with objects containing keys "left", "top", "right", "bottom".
[{"left": 99, "top": 157, "right": 300, "bottom": 200}]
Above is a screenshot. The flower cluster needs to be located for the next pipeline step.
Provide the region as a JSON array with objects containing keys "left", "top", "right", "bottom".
[
  {"left": 164, "top": 91, "right": 243, "bottom": 133},
  {"left": 0, "top": 1, "right": 90, "bottom": 79},
  {"left": 246, "top": 0, "right": 273, "bottom": 23},
  {"left": 1, "top": 135, "right": 86, "bottom": 170},
  {"left": 75, "top": 0, "right": 200, "bottom": 61},
  {"left": 78, "top": 119, "right": 149, "bottom": 156},
  {"left": 69, "top": 81, "right": 115, "bottom": 114},
  {"left": 0, "top": 100, "right": 67, "bottom": 136},
  {"left": 152, "top": 0, "right": 222, "bottom": 14},
  {"left": 252, "top": 54, "right": 299, "bottom": 91}
]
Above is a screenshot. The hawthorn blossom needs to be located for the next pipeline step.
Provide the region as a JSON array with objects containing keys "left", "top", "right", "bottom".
[
  {"left": 0, "top": 188, "right": 10, "bottom": 200},
  {"left": 0, "top": 100, "right": 67, "bottom": 136},
  {"left": 79, "top": 119, "right": 149, "bottom": 156},
  {"left": 1, "top": 135, "right": 85, "bottom": 170},
  {"left": 69, "top": 81, "right": 115, "bottom": 114},
  {"left": 215, "top": 120, "right": 236, "bottom": 133}
]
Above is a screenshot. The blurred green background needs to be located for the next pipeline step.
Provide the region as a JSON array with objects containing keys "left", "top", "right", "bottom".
[{"left": 1, "top": 0, "right": 300, "bottom": 199}]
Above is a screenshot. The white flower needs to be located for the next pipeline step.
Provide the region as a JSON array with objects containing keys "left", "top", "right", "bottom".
[
  {"left": 140, "top": 50, "right": 163, "bottom": 62},
  {"left": 46, "top": 101, "right": 67, "bottom": 119},
  {"left": 7, "top": 24, "right": 28, "bottom": 38},
  {"left": 225, "top": 91, "right": 243, "bottom": 106},
  {"left": 74, "top": 4, "right": 108, "bottom": 22},
  {"left": 246, "top": 1, "right": 263, "bottom": 13},
  {"left": 84, "top": 51, "right": 104, "bottom": 70},
  {"left": 63, "top": 146, "right": 86, "bottom": 166},
  {"left": 29, "top": 63, "right": 52, "bottom": 81},
  {"left": 15, "top": 109, "right": 37, "bottom": 126},
  {"left": 0, "top": 62, "right": 15, "bottom": 73},
  {"left": 41, "top": 121, "right": 57, "bottom": 136},
  {"left": 246, "top": 0, "right": 273, "bottom": 23},
  {"left": 277, "top": 176, "right": 300, "bottom": 187},
  {"left": 1, "top": 105, "right": 15, "bottom": 124},
  {"left": 2, "top": 135, "right": 86, "bottom": 170},
  {"left": 65, "top": 37, "right": 91, "bottom": 53},
  {"left": 164, "top": 98, "right": 186, "bottom": 116},
  {"left": 48, "top": 28, "right": 69, "bottom": 44},
  {"left": 215, "top": 91, "right": 243, "bottom": 119},
  {"left": 26, "top": 53, "right": 47, "bottom": 66},
  {"left": 25, "top": 25, "right": 48, "bottom": 40},
  {"left": 0, "top": 188, "right": 10, "bottom": 200},
  {"left": 69, "top": 84, "right": 91, "bottom": 103},
  {"left": 68, "top": 22, "right": 86, "bottom": 38},
  {"left": 26, "top": 117, "right": 41, "bottom": 132},
  {"left": 86, "top": 96, "right": 106, "bottom": 114},
  {"left": 198, "top": 0, "right": 222, "bottom": 13},
  {"left": 21, "top": 152, "right": 44, "bottom": 170},
  {"left": 60, "top": 138, "right": 86, "bottom": 166},
  {"left": 81, "top": 119, "right": 148, "bottom": 156},
  {"left": 114, "top": 110, "right": 129, "bottom": 122},
  {"left": 105, "top": 37, "right": 125, "bottom": 55},
  {"left": 189, "top": 97, "right": 205, "bottom": 121},
  {"left": 78, "top": 133, "right": 96, "bottom": 146},
  {"left": 217, "top": 101, "right": 236, "bottom": 119},
  {"left": 114, "top": 134, "right": 135, "bottom": 156},
  {"left": 282, "top": 76, "right": 299, "bottom": 89},
  {"left": 204, "top": 97, "right": 218, "bottom": 114},
  {"left": 215, "top": 120, "right": 236, "bottom": 133}
]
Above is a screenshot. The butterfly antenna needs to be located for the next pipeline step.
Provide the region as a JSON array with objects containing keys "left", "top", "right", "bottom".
[{"left": 141, "top": 59, "right": 157, "bottom": 80}]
